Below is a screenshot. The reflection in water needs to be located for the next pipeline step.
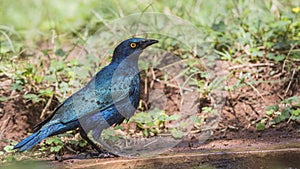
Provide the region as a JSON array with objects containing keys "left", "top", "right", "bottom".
[
  {"left": 0, "top": 161, "right": 53, "bottom": 169},
  {"left": 1, "top": 150, "right": 300, "bottom": 169},
  {"left": 194, "top": 151, "right": 300, "bottom": 169}
]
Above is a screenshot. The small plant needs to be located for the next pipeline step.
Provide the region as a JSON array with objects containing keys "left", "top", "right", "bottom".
[
  {"left": 101, "top": 127, "right": 123, "bottom": 142},
  {"left": 43, "top": 136, "right": 64, "bottom": 153},
  {"left": 38, "top": 132, "right": 89, "bottom": 154},
  {"left": 128, "top": 108, "right": 181, "bottom": 138},
  {"left": 1, "top": 142, "right": 18, "bottom": 163},
  {"left": 256, "top": 96, "right": 300, "bottom": 131}
]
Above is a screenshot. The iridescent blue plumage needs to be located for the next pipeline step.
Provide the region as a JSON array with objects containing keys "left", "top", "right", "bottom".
[{"left": 14, "top": 38, "right": 158, "bottom": 152}]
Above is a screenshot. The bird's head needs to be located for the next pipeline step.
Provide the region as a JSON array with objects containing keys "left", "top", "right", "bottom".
[{"left": 112, "top": 38, "right": 158, "bottom": 63}]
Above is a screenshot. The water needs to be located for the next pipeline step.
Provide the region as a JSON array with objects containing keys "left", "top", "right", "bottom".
[{"left": 1, "top": 148, "right": 299, "bottom": 169}]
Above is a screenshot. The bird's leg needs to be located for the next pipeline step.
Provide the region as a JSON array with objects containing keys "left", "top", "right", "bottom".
[
  {"left": 79, "top": 129, "right": 117, "bottom": 158},
  {"left": 79, "top": 129, "right": 103, "bottom": 153},
  {"left": 54, "top": 153, "right": 64, "bottom": 162}
]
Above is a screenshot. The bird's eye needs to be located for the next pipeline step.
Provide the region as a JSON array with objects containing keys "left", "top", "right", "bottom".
[{"left": 130, "top": 42, "right": 137, "bottom": 48}]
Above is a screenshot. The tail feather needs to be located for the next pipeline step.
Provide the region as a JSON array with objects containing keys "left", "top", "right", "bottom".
[
  {"left": 15, "top": 130, "right": 45, "bottom": 152},
  {"left": 14, "top": 122, "right": 77, "bottom": 152},
  {"left": 14, "top": 132, "right": 40, "bottom": 150}
]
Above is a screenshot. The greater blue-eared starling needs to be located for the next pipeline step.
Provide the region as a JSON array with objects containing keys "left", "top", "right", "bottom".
[{"left": 14, "top": 38, "right": 158, "bottom": 152}]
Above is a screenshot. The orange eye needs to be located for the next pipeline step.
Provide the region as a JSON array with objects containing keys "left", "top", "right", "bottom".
[{"left": 130, "top": 42, "right": 137, "bottom": 48}]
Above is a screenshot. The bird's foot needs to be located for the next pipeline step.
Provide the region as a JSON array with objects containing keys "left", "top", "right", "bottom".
[
  {"left": 94, "top": 150, "right": 118, "bottom": 158},
  {"left": 97, "top": 151, "right": 117, "bottom": 158},
  {"left": 54, "top": 153, "right": 64, "bottom": 162},
  {"left": 82, "top": 151, "right": 117, "bottom": 159}
]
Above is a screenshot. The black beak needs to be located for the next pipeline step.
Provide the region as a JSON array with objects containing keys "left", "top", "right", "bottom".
[{"left": 141, "top": 39, "right": 159, "bottom": 49}]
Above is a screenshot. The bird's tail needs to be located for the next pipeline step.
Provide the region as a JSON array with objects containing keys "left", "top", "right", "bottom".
[{"left": 14, "top": 122, "right": 76, "bottom": 152}]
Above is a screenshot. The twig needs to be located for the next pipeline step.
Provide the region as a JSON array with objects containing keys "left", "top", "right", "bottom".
[
  {"left": 244, "top": 81, "right": 266, "bottom": 103},
  {"left": 284, "top": 68, "right": 296, "bottom": 97},
  {"left": 232, "top": 72, "right": 267, "bottom": 103},
  {"left": 144, "top": 75, "right": 148, "bottom": 96},
  {"left": 282, "top": 44, "right": 295, "bottom": 73},
  {"left": 160, "top": 58, "right": 195, "bottom": 70},
  {"left": 150, "top": 68, "right": 155, "bottom": 89},
  {"left": 40, "top": 93, "right": 54, "bottom": 119},
  {"left": 228, "top": 63, "right": 275, "bottom": 70},
  {"left": 65, "top": 145, "right": 77, "bottom": 153},
  {"left": 277, "top": 93, "right": 284, "bottom": 100},
  {"left": 156, "top": 79, "right": 194, "bottom": 92},
  {"left": 141, "top": 100, "right": 148, "bottom": 110},
  {"left": 143, "top": 139, "right": 158, "bottom": 148}
]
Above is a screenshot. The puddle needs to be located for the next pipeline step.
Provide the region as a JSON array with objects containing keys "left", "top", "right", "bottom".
[
  {"left": 2, "top": 147, "right": 300, "bottom": 169},
  {"left": 0, "top": 161, "right": 53, "bottom": 169}
]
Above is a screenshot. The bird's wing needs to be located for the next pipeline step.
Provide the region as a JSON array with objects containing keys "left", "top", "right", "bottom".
[{"left": 41, "top": 64, "right": 136, "bottom": 127}]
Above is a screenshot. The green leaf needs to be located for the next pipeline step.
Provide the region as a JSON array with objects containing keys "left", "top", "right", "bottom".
[
  {"left": 45, "top": 136, "right": 62, "bottom": 145},
  {"left": 281, "top": 96, "right": 300, "bottom": 104},
  {"left": 211, "top": 21, "right": 226, "bottom": 32},
  {"left": 44, "top": 75, "right": 57, "bottom": 83},
  {"left": 50, "top": 60, "right": 65, "bottom": 72},
  {"left": 146, "top": 121, "right": 155, "bottom": 127},
  {"left": 59, "top": 82, "right": 70, "bottom": 93},
  {"left": 190, "top": 115, "right": 202, "bottom": 123},
  {"left": 266, "top": 53, "right": 285, "bottom": 62},
  {"left": 200, "top": 71, "right": 210, "bottom": 78},
  {"left": 282, "top": 107, "right": 291, "bottom": 118},
  {"left": 215, "top": 50, "right": 232, "bottom": 61},
  {"left": 291, "top": 109, "right": 300, "bottom": 116},
  {"left": 156, "top": 113, "right": 167, "bottom": 122},
  {"left": 68, "top": 140, "right": 78, "bottom": 146},
  {"left": 202, "top": 107, "right": 213, "bottom": 113},
  {"left": 78, "top": 140, "right": 87, "bottom": 147},
  {"left": 55, "top": 48, "right": 66, "bottom": 57},
  {"left": 272, "top": 111, "right": 290, "bottom": 124},
  {"left": 23, "top": 94, "right": 40, "bottom": 102},
  {"left": 251, "top": 50, "right": 263, "bottom": 57},
  {"left": 50, "top": 145, "right": 63, "bottom": 152},
  {"left": 143, "top": 129, "right": 150, "bottom": 137},
  {"left": 38, "top": 146, "right": 47, "bottom": 151},
  {"left": 39, "top": 88, "right": 54, "bottom": 97},
  {"left": 171, "top": 129, "right": 184, "bottom": 139},
  {"left": 10, "top": 83, "right": 23, "bottom": 91},
  {"left": 100, "top": 128, "right": 121, "bottom": 141},
  {"left": 266, "top": 110, "right": 274, "bottom": 116},
  {"left": 5, "top": 155, "right": 16, "bottom": 162},
  {"left": 42, "top": 49, "right": 51, "bottom": 55},
  {"left": 266, "top": 105, "right": 279, "bottom": 111},
  {"left": 34, "top": 75, "right": 43, "bottom": 83},
  {"left": 167, "top": 114, "right": 180, "bottom": 121},
  {"left": 45, "top": 138, "right": 54, "bottom": 145},
  {"left": 114, "top": 125, "right": 124, "bottom": 130},
  {"left": 0, "top": 96, "right": 9, "bottom": 102},
  {"left": 290, "top": 115, "right": 300, "bottom": 121},
  {"left": 4, "top": 145, "right": 14, "bottom": 153},
  {"left": 256, "top": 122, "right": 265, "bottom": 131}
]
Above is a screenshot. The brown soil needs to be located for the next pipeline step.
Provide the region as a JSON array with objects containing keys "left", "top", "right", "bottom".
[{"left": 0, "top": 57, "right": 299, "bottom": 156}]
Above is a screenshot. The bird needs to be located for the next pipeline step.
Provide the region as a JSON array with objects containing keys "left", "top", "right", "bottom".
[{"left": 13, "top": 38, "right": 158, "bottom": 154}]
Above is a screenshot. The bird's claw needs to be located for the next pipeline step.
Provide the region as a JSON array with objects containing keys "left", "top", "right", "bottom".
[
  {"left": 83, "top": 151, "right": 117, "bottom": 158},
  {"left": 97, "top": 152, "right": 117, "bottom": 158}
]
